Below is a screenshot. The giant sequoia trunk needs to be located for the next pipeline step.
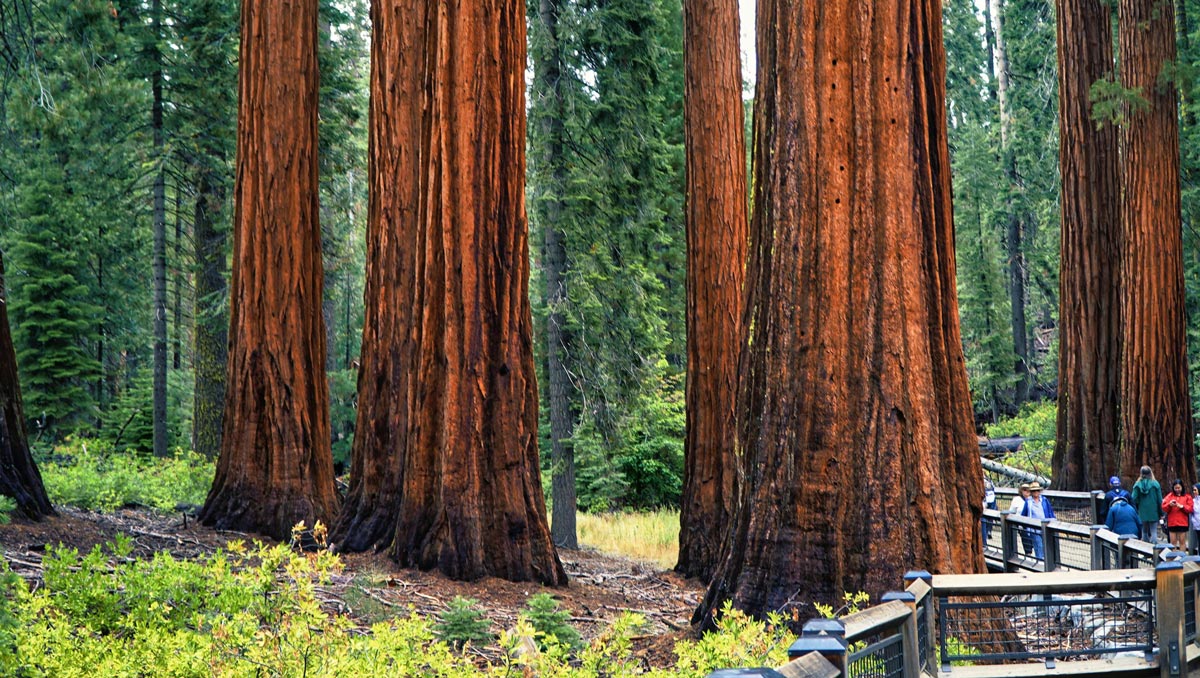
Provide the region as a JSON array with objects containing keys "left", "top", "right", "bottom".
[
  {"left": 332, "top": 0, "right": 565, "bottom": 585},
  {"left": 1117, "top": 0, "right": 1195, "bottom": 484},
  {"left": 697, "top": 0, "right": 984, "bottom": 623},
  {"left": 1051, "top": 0, "right": 1121, "bottom": 490},
  {"left": 198, "top": 0, "right": 340, "bottom": 540},
  {"left": 0, "top": 253, "right": 53, "bottom": 519},
  {"left": 676, "top": 0, "right": 747, "bottom": 583}
]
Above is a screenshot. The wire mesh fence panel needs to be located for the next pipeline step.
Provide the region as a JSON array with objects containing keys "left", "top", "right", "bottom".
[
  {"left": 1124, "top": 547, "right": 1156, "bottom": 570},
  {"left": 1186, "top": 581, "right": 1196, "bottom": 644},
  {"left": 982, "top": 514, "right": 1004, "bottom": 560},
  {"left": 917, "top": 601, "right": 930, "bottom": 673},
  {"left": 1006, "top": 519, "right": 1043, "bottom": 570},
  {"left": 1053, "top": 530, "right": 1093, "bottom": 571},
  {"left": 1098, "top": 541, "right": 1120, "bottom": 570},
  {"left": 848, "top": 632, "right": 904, "bottom": 678},
  {"left": 938, "top": 593, "right": 1155, "bottom": 665}
]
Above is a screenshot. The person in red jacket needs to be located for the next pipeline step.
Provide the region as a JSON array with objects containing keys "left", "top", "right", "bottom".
[{"left": 1162, "top": 479, "right": 1194, "bottom": 551}]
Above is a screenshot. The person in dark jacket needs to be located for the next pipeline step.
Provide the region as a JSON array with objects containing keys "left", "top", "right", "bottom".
[
  {"left": 1130, "top": 466, "right": 1164, "bottom": 542},
  {"left": 1105, "top": 496, "right": 1140, "bottom": 537},
  {"left": 1100, "top": 476, "right": 1130, "bottom": 525}
]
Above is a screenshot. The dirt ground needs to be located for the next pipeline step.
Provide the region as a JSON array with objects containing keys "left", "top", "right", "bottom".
[{"left": 0, "top": 507, "right": 704, "bottom": 668}]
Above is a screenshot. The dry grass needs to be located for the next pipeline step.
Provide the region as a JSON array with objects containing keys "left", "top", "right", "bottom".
[{"left": 573, "top": 509, "right": 680, "bottom": 570}]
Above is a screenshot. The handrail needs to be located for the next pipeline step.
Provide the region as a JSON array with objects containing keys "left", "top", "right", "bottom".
[
  {"left": 933, "top": 568, "right": 1156, "bottom": 595},
  {"left": 843, "top": 600, "right": 910, "bottom": 644}
]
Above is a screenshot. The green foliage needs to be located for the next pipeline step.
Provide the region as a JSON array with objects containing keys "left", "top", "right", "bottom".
[
  {"left": 985, "top": 401, "right": 1056, "bottom": 477},
  {"left": 1089, "top": 75, "right": 1151, "bottom": 127},
  {"left": 522, "top": 593, "right": 582, "bottom": 650},
  {"left": 0, "top": 497, "right": 15, "bottom": 525},
  {"left": 38, "top": 437, "right": 213, "bottom": 512},
  {"left": 813, "top": 591, "right": 871, "bottom": 620},
  {"left": 434, "top": 596, "right": 493, "bottom": 650},
  {"left": 655, "top": 603, "right": 795, "bottom": 678}
]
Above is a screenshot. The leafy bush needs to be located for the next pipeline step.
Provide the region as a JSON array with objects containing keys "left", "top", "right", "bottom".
[
  {"left": 38, "top": 437, "right": 213, "bottom": 511},
  {"left": 3, "top": 534, "right": 821, "bottom": 677},
  {"left": 522, "top": 592, "right": 582, "bottom": 650},
  {"left": 0, "top": 496, "right": 16, "bottom": 524},
  {"left": 433, "top": 596, "right": 492, "bottom": 650},
  {"left": 984, "top": 401, "right": 1056, "bottom": 478}
]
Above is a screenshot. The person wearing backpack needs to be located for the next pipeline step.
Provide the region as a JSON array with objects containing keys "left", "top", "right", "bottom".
[{"left": 1130, "top": 465, "right": 1164, "bottom": 543}]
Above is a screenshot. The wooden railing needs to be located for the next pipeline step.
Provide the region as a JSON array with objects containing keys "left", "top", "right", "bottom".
[{"left": 706, "top": 502, "right": 1200, "bottom": 678}]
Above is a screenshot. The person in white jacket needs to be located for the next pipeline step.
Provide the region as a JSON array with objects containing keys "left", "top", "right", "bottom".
[{"left": 1009, "top": 483, "right": 1032, "bottom": 555}]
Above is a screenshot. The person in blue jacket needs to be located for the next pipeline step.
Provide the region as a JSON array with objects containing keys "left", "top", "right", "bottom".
[
  {"left": 1105, "top": 496, "right": 1140, "bottom": 537},
  {"left": 1021, "top": 482, "right": 1056, "bottom": 560}
]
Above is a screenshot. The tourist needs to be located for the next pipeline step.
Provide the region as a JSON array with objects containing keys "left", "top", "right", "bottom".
[
  {"left": 1162, "top": 479, "right": 1193, "bottom": 552},
  {"left": 1100, "top": 476, "right": 1130, "bottom": 525},
  {"left": 1130, "top": 465, "right": 1164, "bottom": 543},
  {"left": 1190, "top": 484, "right": 1200, "bottom": 555},
  {"left": 1105, "top": 496, "right": 1140, "bottom": 537},
  {"left": 982, "top": 478, "right": 997, "bottom": 542},
  {"left": 1009, "top": 483, "right": 1033, "bottom": 555},
  {"left": 1021, "top": 482, "right": 1055, "bottom": 560}
]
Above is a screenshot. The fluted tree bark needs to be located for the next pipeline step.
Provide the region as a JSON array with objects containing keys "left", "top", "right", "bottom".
[
  {"left": 1117, "top": 0, "right": 1195, "bottom": 485},
  {"left": 332, "top": 0, "right": 565, "bottom": 585},
  {"left": 0, "top": 252, "right": 54, "bottom": 520},
  {"left": 1051, "top": 0, "right": 1121, "bottom": 490},
  {"left": 697, "top": 0, "right": 984, "bottom": 623},
  {"left": 198, "top": 0, "right": 340, "bottom": 540},
  {"left": 676, "top": 0, "right": 748, "bottom": 583}
]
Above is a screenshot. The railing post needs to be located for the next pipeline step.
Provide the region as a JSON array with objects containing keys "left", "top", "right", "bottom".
[
  {"left": 1000, "top": 512, "right": 1016, "bottom": 572},
  {"left": 1156, "top": 542, "right": 1172, "bottom": 565},
  {"left": 882, "top": 591, "right": 919, "bottom": 678},
  {"left": 1091, "top": 490, "right": 1105, "bottom": 526},
  {"left": 904, "top": 570, "right": 936, "bottom": 673},
  {"left": 1118, "top": 534, "right": 1130, "bottom": 569},
  {"left": 1090, "top": 524, "right": 1104, "bottom": 570},
  {"left": 1042, "top": 519, "right": 1057, "bottom": 571},
  {"left": 787, "top": 618, "right": 846, "bottom": 676},
  {"left": 1157, "top": 561, "right": 1185, "bottom": 677}
]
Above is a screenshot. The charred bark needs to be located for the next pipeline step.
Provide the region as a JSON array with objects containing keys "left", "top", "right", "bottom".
[
  {"left": 332, "top": 0, "right": 565, "bottom": 585},
  {"left": 696, "top": 0, "right": 984, "bottom": 624},
  {"left": 198, "top": 0, "right": 340, "bottom": 540},
  {"left": 1051, "top": 0, "right": 1121, "bottom": 490},
  {"left": 0, "top": 252, "right": 53, "bottom": 519},
  {"left": 676, "top": 0, "right": 747, "bottom": 583},
  {"left": 1117, "top": 0, "right": 1195, "bottom": 484}
]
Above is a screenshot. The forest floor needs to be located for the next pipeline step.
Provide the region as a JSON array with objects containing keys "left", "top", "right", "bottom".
[{"left": 0, "top": 507, "right": 705, "bottom": 669}]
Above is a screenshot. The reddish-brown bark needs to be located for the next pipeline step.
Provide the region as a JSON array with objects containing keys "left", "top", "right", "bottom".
[
  {"left": 198, "top": 0, "right": 340, "bottom": 541},
  {"left": 0, "top": 252, "right": 53, "bottom": 520},
  {"left": 697, "top": 0, "right": 984, "bottom": 623},
  {"left": 1051, "top": 0, "right": 1121, "bottom": 490},
  {"left": 676, "top": 0, "right": 747, "bottom": 583},
  {"left": 332, "top": 0, "right": 565, "bottom": 585},
  {"left": 1117, "top": 0, "right": 1195, "bottom": 485}
]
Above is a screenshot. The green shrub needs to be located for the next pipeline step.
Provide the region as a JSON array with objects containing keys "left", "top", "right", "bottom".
[
  {"left": 0, "top": 496, "right": 16, "bottom": 524},
  {"left": 985, "top": 401, "right": 1056, "bottom": 478},
  {"left": 433, "top": 596, "right": 492, "bottom": 650},
  {"left": 38, "top": 437, "right": 213, "bottom": 512},
  {"left": 522, "top": 592, "right": 582, "bottom": 650}
]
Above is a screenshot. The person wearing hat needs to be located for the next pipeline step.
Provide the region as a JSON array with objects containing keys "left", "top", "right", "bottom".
[
  {"left": 1021, "top": 482, "right": 1056, "bottom": 560},
  {"left": 1130, "top": 465, "right": 1164, "bottom": 542},
  {"left": 1100, "top": 476, "right": 1130, "bottom": 525},
  {"left": 1105, "top": 495, "right": 1141, "bottom": 537},
  {"left": 1009, "top": 483, "right": 1033, "bottom": 555}
]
